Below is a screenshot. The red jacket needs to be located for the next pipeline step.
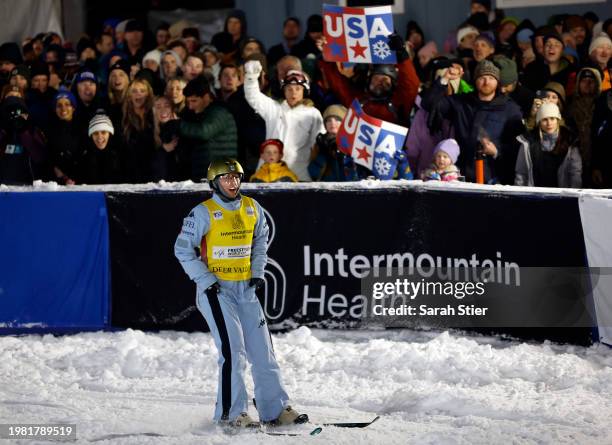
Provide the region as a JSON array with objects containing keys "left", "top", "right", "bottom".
[{"left": 319, "top": 58, "right": 420, "bottom": 126}]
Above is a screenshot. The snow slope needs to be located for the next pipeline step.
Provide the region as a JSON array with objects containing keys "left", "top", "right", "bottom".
[{"left": 1, "top": 327, "right": 611, "bottom": 444}]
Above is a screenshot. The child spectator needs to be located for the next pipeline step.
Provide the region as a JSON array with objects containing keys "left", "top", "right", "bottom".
[
  {"left": 421, "top": 139, "right": 461, "bottom": 182},
  {"left": 250, "top": 138, "right": 298, "bottom": 183}
]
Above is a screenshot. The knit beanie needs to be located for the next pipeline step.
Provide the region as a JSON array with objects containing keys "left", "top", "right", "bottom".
[
  {"left": 260, "top": 139, "right": 284, "bottom": 156},
  {"left": 323, "top": 104, "right": 347, "bottom": 122},
  {"left": 457, "top": 26, "right": 479, "bottom": 45},
  {"left": 474, "top": 59, "right": 500, "bottom": 82},
  {"left": 536, "top": 102, "right": 562, "bottom": 123},
  {"left": 493, "top": 55, "right": 517, "bottom": 86},
  {"left": 54, "top": 89, "right": 77, "bottom": 108},
  {"left": 542, "top": 82, "right": 566, "bottom": 105},
  {"left": 516, "top": 29, "right": 534, "bottom": 43},
  {"left": 88, "top": 111, "right": 114, "bottom": 137},
  {"left": 589, "top": 33, "right": 612, "bottom": 55},
  {"left": 433, "top": 138, "right": 460, "bottom": 164}
]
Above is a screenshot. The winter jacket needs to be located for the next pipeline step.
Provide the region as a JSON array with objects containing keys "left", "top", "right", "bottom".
[
  {"left": 0, "top": 124, "right": 49, "bottom": 185},
  {"left": 421, "top": 163, "right": 461, "bottom": 182},
  {"left": 592, "top": 90, "right": 612, "bottom": 187},
  {"left": 515, "top": 126, "right": 582, "bottom": 188},
  {"left": 421, "top": 80, "right": 524, "bottom": 184},
  {"left": 250, "top": 161, "right": 298, "bottom": 183},
  {"left": 79, "top": 138, "right": 123, "bottom": 184},
  {"left": 244, "top": 73, "right": 323, "bottom": 181},
  {"left": 522, "top": 57, "right": 576, "bottom": 93},
  {"left": 179, "top": 103, "right": 238, "bottom": 183},
  {"left": 121, "top": 113, "right": 156, "bottom": 184},
  {"left": 47, "top": 117, "right": 82, "bottom": 183},
  {"left": 318, "top": 58, "right": 419, "bottom": 127}
]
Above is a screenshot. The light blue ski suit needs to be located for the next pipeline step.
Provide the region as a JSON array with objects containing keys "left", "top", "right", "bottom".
[{"left": 174, "top": 192, "right": 290, "bottom": 422}]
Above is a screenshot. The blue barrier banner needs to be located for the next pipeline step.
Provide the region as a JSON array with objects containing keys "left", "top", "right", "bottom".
[{"left": 0, "top": 192, "right": 110, "bottom": 331}]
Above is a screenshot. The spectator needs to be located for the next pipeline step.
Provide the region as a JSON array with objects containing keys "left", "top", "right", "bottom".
[
  {"left": 160, "top": 50, "right": 183, "bottom": 82},
  {"left": 48, "top": 90, "right": 81, "bottom": 184},
  {"left": 408, "top": 57, "right": 472, "bottom": 178},
  {"left": 80, "top": 111, "right": 123, "bottom": 184},
  {"left": 244, "top": 60, "right": 323, "bottom": 180},
  {"left": 95, "top": 32, "right": 114, "bottom": 57},
  {"left": 416, "top": 42, "right": 438, "bottom": 82},
  {"left": 587, "top": 33, "right": 612, "bottom": 91},
  {"left": 121, "top": 19, "right": 147, "bottom": 67},
  {"left": 515, "top": 27, "right": 536, "bottom": 71},
  {"left": 268, "top": 17, "right": 301, "bottom": 68},
  {"left": 271, "top": 54, "right": 302, "bottom": 99},
  {"left": 239, "top": 37, "right": 265, "bottom": 63},
  {"left": 107, "top": 60, "right": 131, "bottom": 128},
  {"left": 515, "top": 102, "right": 581, "bottom": 187},
  {"left": 71, "top": 70, "right": 104, "bottom": 144},
  {"left": 201, "top": 45, "right": 221, "bottom": 89},
  {"left": 525, "top": 81, "right": 568, "bottom": 130},
  {"left": 156, "top": 22, "right": 171, "bottom": 50},
  {"left": 292, "top": 14, "right": 323, "bottom": 60},
  {"left": 318, "top": 34, "right": 419, "bottom": 126},
  {"left": 9, "top": 65, "right": 30, "bottom": 91},
  {"left": 26, "top": 62, "right": 56, "bottom": 132},
  {"left": 143, "top": 49, "right": 162, "bottom": 73},
  {"left": 406, "top": 20, "right": 426, "bottom": 56},
  {"left": 495, "top": 17, "right": 519, "bottom": 58},
  {"left": 0, "top": 97, "right": 48, "bottom": 184},
  {"left": 182, "top": 27, "right": 201, "bottom": 55},
  {"left": 224, "top": 9, "right": 248, "bottom": 55},
  {"left": 250, "top": 139, "right": 298, "bottom": 182},
  {"left": 309, "top": 104, "right": 359, "bottom": 181},
  {"left": 422, "top": 59, "right": 524, "bottom": 183},
  {"left": 167, "top": 40, "right": 188, "bottom": 63},
  {"left": 456, "top": 25, "right": 479, "bottom": 68},
  {"left": 165, "top": 77, "right": 186, "bottom": 113},
  {"left": 567, "top": 67, "right": 602, "bottom": 185},
  {"left": 421, "top": 138, "right": 462, "bottom": 182},
  {"left": 152, "top": 95, "right": 182, "bottom": 181},
  {"left": 218, "top": 64, "right": 242, "bottom": 102},
  {"left": 121, "top": 79, "right": 155, "bottom": 182},
  {"left": 592, "top": 88, "right": 612, "bottom": 187},
  {"left": 564, "top": 15, "right": 589, "bottom": 61},
  {"left": 183, "top": 53, "right": 205, "bottom": 81},
  {"left": 494, "top": 55, "right": 534, "bottom": 116},
  {"left": 523, "top": 32, "right": 575, "bottom": 92},
  {"left": 468, "top": 34, "right": 495, "bottom": 81},
  {"left": 172, "top": 75, "right": 238, "bottom": 181},
  {"left": 0, "top": 42, "right": 22, "bottom": 89}
]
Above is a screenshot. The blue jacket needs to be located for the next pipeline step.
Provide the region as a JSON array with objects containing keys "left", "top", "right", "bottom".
[
  {"left": 174, "top": 193, "right": 269, "bottom": 295},
  {"left": 421, "top": 81, "right": 524, "bottom": 184}
]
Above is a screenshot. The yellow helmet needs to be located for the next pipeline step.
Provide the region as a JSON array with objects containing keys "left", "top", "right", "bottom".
[{"left": 206, "top": 158, "right": 244, "bottom": 182}]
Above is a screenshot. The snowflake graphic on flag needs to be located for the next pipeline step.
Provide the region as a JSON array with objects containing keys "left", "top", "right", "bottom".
[
  {"left": 372, "top": 40, "right": 391, "bottom": 59},
  {"left": 374, "top": 157, "right": 392, "bottom": 176}
]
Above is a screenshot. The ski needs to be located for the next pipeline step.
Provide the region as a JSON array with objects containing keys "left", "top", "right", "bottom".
[
  {"left": 263, "top": 426, "right": 323, "bottom": 437},
  {"left": 320, "top": 415, "right": 380, "bottom": 428}
]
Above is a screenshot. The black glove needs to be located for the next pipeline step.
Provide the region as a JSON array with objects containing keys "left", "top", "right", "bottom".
[
  {"left": 160, "top": 119, "right": 181, "bottom": 143},
  {"left": 205, "top": 282, "right": 221, "bottom": 298},
  {"left": 249, "top": 278, "right": 265, "bottom": 291},
  {"left": 387, "top": 33, "right": 409, "bottom": 62}
]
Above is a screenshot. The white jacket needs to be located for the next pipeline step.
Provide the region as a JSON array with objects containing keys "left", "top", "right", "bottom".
[{"left": 244, "top": 73, "right": 323, "bottom": 181}]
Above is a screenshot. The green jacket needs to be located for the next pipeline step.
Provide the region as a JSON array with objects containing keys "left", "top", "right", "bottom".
[{"left": 180, "top": 103, "right": 238, "bottom": 182}]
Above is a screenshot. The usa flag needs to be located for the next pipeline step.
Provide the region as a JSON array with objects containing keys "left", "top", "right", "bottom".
[
  {"left": 323, "top": 4, "right": 397, "bottom": 64},
  {"left": 336, "top": 99, "right": 408, "bottom": 180}
]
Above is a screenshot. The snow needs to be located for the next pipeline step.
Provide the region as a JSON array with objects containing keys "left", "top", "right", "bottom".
[
  {"left": 1, "top": 179, "right": 612, "bottom": 199},
  {"left": 1, "top": 327, "right": 611, "bottom": 444}
]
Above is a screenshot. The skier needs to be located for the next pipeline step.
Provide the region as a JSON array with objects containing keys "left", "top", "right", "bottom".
[{"left": 174, "top": 158, "right": 305, "bottom": 428}]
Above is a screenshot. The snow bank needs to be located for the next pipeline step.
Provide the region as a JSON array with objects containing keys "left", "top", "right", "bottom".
[
  {"left": 1, "top": 178, "right": 611, "bottom": 199},
  {"left": 1, "top": 328, "right": 611, "bottom": 444}
]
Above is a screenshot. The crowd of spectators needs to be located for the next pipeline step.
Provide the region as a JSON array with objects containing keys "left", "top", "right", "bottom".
[{"left": 0, "top": 0, "right": 611, "bottom": 188}]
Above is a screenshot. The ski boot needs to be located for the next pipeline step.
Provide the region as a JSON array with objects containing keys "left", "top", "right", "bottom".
[
  {"left": 267, "top": 406, "right": 309, "bottom": 426},
  {"left": 229, "top": 412, "right": 261, "bottom": 429}
]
